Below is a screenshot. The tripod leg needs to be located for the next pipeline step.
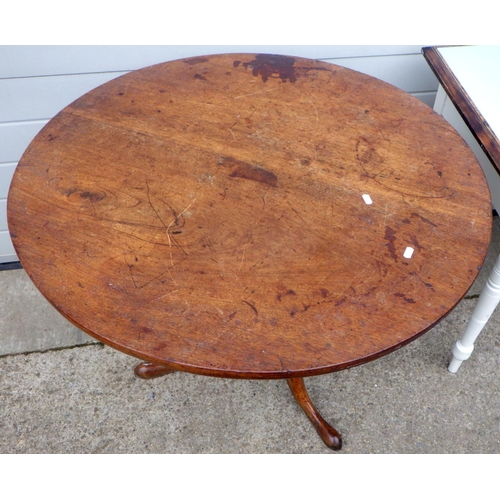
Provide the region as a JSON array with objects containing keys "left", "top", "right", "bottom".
[
  {"left": 134, "top": 362, "right": 176, "bottom": 379},
  {"left": 287, "top": 377, "right": 342, "bottom": 450}
]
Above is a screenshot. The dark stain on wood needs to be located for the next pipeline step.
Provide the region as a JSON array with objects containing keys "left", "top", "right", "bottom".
[
  {"left": 79, "top": 191, "right": 106, "bottom": 203},
  {"left": 220, "top": 156, "right": 277, "bottom": 187},
  {"left": 384, "top": 226, "right": 398, "bottom": 261},
  {"left": 395, "top": 293, "right": 416, "bottom": 304},
  {"left": 411, "top": 212, "right": 437, "bottom": 227},
  {"left": 277, "top": 289, "right": 296, "bottom": 301},
  {"left": 410, "top": 234, "right": 424, "bottom": 251},
  {"left": 240, "top": 54, "right": 297, "bottom": 83}
]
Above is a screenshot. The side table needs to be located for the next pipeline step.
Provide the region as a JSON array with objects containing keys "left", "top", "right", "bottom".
[{"left": 423, "top": 46, "right": 500, "bottom": 373}]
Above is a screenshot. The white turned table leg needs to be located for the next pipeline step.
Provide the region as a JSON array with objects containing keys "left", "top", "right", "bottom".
[{"left": 449, "top": 253, "right": 500, "bottom": 373}]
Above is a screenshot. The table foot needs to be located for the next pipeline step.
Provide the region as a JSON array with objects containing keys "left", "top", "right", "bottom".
[
  {"left": 287, "top": 377, "right": 342, "bottom": 450},
  {"left": 134, "top": 362, "right": 176, "bottom": 379}
]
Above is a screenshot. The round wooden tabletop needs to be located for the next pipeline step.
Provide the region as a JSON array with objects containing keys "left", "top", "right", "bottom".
[{"left": 8, "top": 53, "right": 492, "bottom": 379}]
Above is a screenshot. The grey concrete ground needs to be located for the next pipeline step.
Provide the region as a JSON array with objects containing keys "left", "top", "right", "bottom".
[{"left": 1, "top": 219, "right": 500, "bottom": 454}]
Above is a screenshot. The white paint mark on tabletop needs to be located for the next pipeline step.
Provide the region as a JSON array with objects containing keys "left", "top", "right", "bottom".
[
  {"left": 362, "top": 194, "right": 373, "bottom": 205},
  {"left": 403, "top": 247, "right": 414, "bottom": 259}
]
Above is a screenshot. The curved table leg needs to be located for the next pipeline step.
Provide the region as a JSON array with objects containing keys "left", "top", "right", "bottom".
[
  {"left": 449, "top": 253, "right": 500, "bottom": 373},
  {"left": 134, "top": 362, "right": 176, "bottom": 379},
  {"left": 287, "top": 377, "right": 342, "bottom": 450}
]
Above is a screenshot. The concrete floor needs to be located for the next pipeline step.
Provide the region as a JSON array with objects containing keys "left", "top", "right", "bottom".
[{"left": 1, "top": 219, "right": 500, "bottom": 453}]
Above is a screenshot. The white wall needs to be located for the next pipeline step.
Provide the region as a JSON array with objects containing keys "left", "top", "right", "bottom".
[{"left": 0, "top": 45, "right": 439, "bottom": 263}]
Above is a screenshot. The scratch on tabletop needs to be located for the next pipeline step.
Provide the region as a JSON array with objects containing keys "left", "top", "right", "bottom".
[
  {"left": 113, "top": 227, "right": 170, "bottom": 247},
  {"left": 131, "top": 261, "right": 181, "bottom": 290},
  {"left": 286, "top": 201, "right": 308, "bottom": 225},
  {"left": 261, "top": 186, "right": 271, "bottom": 209},
  {"left": 239, "top": 232, "right": 254, "bottom": 271},
  {"left": 277, "top": 355, "right": 287, "bottom": 372},
  {"left": 303, "top": 91, "right": 319, "bottom": 128},
  {"left": 165, "top": 265, "right": 179, "bottom": 286},
  {"left": 165, "top": 197, "right": 196, "bottom": 265},
  {"left": 146, "top": 182, "right": 167, "bottom": 226},
  {"left": 150, "top": 289, "right": 180, "bottom": 302},
  {"left": 239, "top": 242, "right": 249, "bottom": 271},
  {"left": 123, "top": 252, "right": 140, "bottom": 289},
  {"left": 242, "top": 300, "right": 258, "bottom": 317},
  {"left": 145, "top": 181, "right": 194, "bottom": 265}
]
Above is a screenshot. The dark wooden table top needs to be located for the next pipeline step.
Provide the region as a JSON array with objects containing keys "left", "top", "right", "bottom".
[
  {"left": 7, "top": 53, "right": 492, "bottom": 379},
  {"left": 423, "top": 46, "right": 500, "bottom": 175}
]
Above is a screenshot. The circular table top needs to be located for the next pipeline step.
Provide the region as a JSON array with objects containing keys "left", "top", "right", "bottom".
[{"left": 8, "top": 53, "right": 492, "bottom": 379}]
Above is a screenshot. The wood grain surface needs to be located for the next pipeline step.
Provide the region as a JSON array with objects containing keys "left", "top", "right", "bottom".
[{"left": 7, "top": 53, "right": 492, "bottom": 378}]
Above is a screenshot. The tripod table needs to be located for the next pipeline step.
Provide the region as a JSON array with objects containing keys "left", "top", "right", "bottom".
[{"left": 7, "top": 53, "right": 492, "bottom": 449}]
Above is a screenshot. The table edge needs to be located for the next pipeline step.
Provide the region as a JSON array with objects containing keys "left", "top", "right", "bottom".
[
  {"left": 422, "top": 46, "right": 500, "bottom": 176},
  {"left": 41, "top": 282, "right": 468, "bottom": 380}
]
